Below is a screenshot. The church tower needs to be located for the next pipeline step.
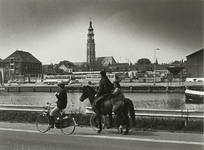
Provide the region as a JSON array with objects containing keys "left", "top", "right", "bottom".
[{"left": 87, "top": 19, "right": 95, "bottom": 69}]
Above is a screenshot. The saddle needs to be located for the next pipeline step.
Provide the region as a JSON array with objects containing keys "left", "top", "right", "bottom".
[{"left": 95, "top": 93, "right": 114, "bottom": 108}]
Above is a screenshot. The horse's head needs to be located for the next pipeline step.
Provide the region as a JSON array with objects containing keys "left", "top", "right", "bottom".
[
  {"left": 79, "top": 85, "right": 96, "bottom": 102},
  {"left": 79, "top": 86, "right": 88, "bottom": 102}
]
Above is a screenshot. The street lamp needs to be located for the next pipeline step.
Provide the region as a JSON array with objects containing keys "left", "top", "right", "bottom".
[{"left": 154, "top": 48, "right": 160, "bottom": 85}]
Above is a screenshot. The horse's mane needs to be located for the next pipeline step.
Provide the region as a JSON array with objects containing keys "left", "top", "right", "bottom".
[{"left": 86, "top": 85, "right": 97, "bottom": 94}]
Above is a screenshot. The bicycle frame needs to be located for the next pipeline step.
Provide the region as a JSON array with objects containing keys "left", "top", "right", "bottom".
[{"left": 36, "top": 102, "right": 76, "bottom": 135}]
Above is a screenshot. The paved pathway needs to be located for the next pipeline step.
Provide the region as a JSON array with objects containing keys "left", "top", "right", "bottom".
[{"left": 0, "top": 122, "right": 203, "bottom": 145}]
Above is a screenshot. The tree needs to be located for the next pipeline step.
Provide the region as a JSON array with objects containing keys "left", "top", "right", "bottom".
[
  {"left": 58, "top": 60, "right": 75, "bottom": 68},
  {"left": 136, "top": 58, "right": 151, "bottom": 65},
  {"left": 53, "top": 60, "right": 77, "bottom": 74},
  {"left": 171, "top": 60, "right": 181, "bottom": 66}
]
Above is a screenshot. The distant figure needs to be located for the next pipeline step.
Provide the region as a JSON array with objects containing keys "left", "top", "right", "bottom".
[
  {"left": 115, "top": 74, "right": 121, "bottom": 83},
  {"left": 88, "top": 81, "right": 92, "bottom": 85},
  {"left": 49, "top": 81, "right": 67, "bottom": 128}
]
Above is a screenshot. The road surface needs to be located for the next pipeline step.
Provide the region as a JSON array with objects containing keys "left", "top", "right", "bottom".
[{"left": 0, "top": 122, "right": 203, "bottom": 150}]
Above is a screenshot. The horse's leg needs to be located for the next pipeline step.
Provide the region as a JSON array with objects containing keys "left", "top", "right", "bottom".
[
  {"left": 123, "top": 113, "right": 129, "bottom": 135},
  {"left": 107, "top": 112, "right": 113, "bottom": 128},
  {"left": 95, "top": 101, "right": 103, "bottom": 133},
  {"left": 97, "top": 113, "right": 102, "bottom": 133},
  {"left": 116, "top": 113, "right": 123, "bottom": 134},
  {"left": 113, "top": 102, "right": 125, "bottom": 134},
  {"left": 93, "top": 115, "right": 97, "bottom": 126}
]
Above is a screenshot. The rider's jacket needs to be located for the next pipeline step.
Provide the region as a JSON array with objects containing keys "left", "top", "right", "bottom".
[
  {"left": 96, "top": 76, "right": 113, "bottom": 97},
  {"left": 112, "top": 87, "right": 125, "bottom": 99},
  {"left": 56, "top": 89, "right": 67, "bottom": 110}
]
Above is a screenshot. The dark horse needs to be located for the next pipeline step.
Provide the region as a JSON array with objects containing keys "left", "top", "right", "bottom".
[{"left": 79, "top": 85, "right": 136, "bottom": 135}]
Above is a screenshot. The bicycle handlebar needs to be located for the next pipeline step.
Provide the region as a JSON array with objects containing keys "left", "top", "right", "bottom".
[{"left": 43, "top": 101, "right": 56, "bottom": 110}]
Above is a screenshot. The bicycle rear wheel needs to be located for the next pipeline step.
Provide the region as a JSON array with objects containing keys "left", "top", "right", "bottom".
[
  {"left": 60, "top": 116, "right": 76, "bottom": 135},
  {"left": 36, "top": 112, "right": 50, "bottom": 133}
]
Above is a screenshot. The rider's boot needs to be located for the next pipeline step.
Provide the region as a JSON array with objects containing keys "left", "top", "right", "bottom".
[{"left": 49, "top": 116, "right": 54, "bottom": 128}]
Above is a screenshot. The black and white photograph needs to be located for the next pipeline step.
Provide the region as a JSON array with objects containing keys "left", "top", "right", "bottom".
[{"left": 0, "top": 0, "right": 203, "bottom": 150}]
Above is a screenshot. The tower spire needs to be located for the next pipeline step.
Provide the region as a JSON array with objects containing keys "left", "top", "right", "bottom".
[
  {"left": 89, "top": 17, "right": 93, "bottom": 29},
  {"left": 87, "top": 19, "right": 95, "bottom": 70}
]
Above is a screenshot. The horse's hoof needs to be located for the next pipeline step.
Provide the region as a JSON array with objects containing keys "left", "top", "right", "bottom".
[
  {"left": 119, "top": 126, "right": 123, "bottom": 134},
  {"left": 123, "top": 131, "right": 128, "bottom": 135},
  {"left": 97, "top": 130, "right": 101, "bottom": 133}
]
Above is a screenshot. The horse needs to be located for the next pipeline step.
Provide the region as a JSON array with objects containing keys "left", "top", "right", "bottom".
[{"left": 79, "top": 85, "right": 136, "bottom": 135}]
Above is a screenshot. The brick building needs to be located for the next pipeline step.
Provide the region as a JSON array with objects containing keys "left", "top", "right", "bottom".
[
  {"left": 186, "top": 49, "right": 203, "bottom": 78},
  {"left": 2, "top": 50, "right": 42, "bottom": 82}
]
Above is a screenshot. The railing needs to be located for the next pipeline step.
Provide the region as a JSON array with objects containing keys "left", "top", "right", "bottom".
[
  {"left": 85, "top": 107, "right": 203, "bottom": 118},
  {"left": 0, "top": 104, "right": 54, "bottom": 112},
  {"left": 0, "top": 104, "right": 203, "bottom": 126},
  {"left": 85, "top": 107, "right": 204, "bottom": 126},
  {"left": 3, "top": 85, "right": 186, "bottom": 93}
]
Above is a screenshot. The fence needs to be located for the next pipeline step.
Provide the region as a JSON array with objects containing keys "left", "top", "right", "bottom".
[
  {"left": 85, "top": 107, "right": 204, "bottom": 126},
  {"left": 4, "top": 85, "right": 186, "bottom": 93},
  {"left": 0, "top": 104, "right": 52, "bottom": 112},
  {"left": 0, "top": 104, "right": 203, "bottom": 126}
]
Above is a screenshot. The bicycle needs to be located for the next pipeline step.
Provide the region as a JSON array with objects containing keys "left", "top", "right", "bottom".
[
  {"left": 36, "top": 102, "right": 76, "bottom": 135},
  {"left": 90, "top": 112, "right": 132, "bottom": 133}
]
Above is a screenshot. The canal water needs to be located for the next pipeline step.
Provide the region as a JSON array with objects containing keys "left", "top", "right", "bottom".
[{"left": 0, "top": 91, "right": 185, "bottom": 113}]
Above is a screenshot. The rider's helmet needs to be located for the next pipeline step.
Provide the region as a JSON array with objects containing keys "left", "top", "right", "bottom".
[{"left": 57, "top": 81, "right": 65, "bottom": 89}]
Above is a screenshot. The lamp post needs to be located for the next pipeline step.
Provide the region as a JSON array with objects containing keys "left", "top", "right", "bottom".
[{"left": 154, "top": 48, "right": 160, "bottom": 85}]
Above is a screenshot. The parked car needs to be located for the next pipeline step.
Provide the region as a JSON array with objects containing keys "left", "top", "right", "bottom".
[
  {"left": 122, "top": 78, "right": 132, "bottom": 83},
  {"left": 69, "top": 79, "right": 79, "bottom": 84}
]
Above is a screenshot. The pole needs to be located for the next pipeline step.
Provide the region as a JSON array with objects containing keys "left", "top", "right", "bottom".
[{"left": 154, "top": 48, "right": 160, "bottom": 85}]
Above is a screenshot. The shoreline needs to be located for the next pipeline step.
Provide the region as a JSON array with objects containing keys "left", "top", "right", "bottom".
[{"left": 0, "top": 81, "right": 203, "bottom": 93}]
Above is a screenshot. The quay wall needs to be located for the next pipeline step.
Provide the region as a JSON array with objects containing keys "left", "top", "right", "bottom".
[{"left": 4, "top": 85, "right": 186, "bottom": 93}]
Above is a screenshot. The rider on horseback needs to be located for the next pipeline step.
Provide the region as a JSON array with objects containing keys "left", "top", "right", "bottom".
[
  {"left": 112, "top": 81, "right": 125, "bottom": 99},
  {"left": 95, "top": 70, "right": 114, "bottom": 113}
]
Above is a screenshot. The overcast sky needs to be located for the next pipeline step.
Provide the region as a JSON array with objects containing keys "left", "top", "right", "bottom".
[{"left": 0, "top": 0, "right": 203, "bottom": 65}]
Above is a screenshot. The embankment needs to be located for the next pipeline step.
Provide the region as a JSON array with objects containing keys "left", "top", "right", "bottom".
[{"left": 3, "top": 85, "right": 186, "bottom": 93}]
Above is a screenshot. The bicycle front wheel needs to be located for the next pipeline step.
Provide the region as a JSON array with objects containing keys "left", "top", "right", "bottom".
[
  {"left": 36, "top": 112, "right": 50, "bottom": 133},
  {"left": 60, "top": 116, "right": 76, "bottom": 135}
]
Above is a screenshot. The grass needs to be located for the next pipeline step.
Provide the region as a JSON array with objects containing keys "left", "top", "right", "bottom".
[
  {"left": 135, "top": 117, "right": 203, "bottom": 132},
  {"left": 133, "top": 99, "right": 204, "bottom": 110}
]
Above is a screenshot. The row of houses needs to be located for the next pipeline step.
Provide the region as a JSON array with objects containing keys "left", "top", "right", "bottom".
[
  {"left": 0, "top": 50, "right": 129, "bottom": 83},
  {"left": 0, "top": 49, "right": 203, "bottom": 84}
]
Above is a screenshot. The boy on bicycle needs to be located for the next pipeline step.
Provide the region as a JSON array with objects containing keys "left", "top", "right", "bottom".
[{"left": 49, "top": 81, "right": 67, "bottom": 128}]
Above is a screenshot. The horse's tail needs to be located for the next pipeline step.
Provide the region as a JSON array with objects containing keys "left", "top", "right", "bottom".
[{"left": 125, "top": 98, "right": 136, "bottom": 127}]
